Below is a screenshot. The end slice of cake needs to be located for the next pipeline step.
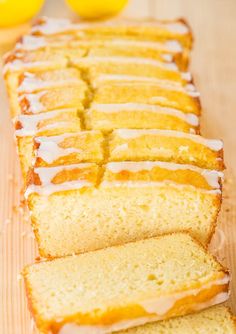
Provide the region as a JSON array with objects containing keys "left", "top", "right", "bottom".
[{"left": 23, "top": 233, "right": 229, "bottom": 334}]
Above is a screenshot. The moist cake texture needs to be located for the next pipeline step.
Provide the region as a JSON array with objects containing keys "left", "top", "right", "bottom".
[
  {"left": 3, "top": 16, "right": 231, "bottom": 334},
  {"left": 3, "top": 17, "right": 224, "bottom": 257}
]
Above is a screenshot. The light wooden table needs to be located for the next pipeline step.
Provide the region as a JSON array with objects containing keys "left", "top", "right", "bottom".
[{"left": 0, "top": 0, "right": 235, "bottom": 333}]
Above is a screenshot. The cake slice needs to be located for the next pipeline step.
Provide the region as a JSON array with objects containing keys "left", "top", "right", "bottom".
[
  {"left": 85, "top": 39, "right": 188, "bottom": 69},
  {"left": 16, "top": 34, "right": 188, "bottom": 70},
  {"left": 117, "top": 306, "right": 236, "bottom": 334},
  {"left": 3, "top": 49, "right": 68, "bottom": 76},
  {"left": 85, "top": 103, "right": 199, "bottom": 133},
  {"left": 18, "top": 85, "right": 88, "bottom": 115},
  {"left": 6, "top": 68, "right": 83, "bottom": 118},
  {"left": 31, "top": 17, "right": 192, "bottom": 48},
  {"left": 71, "top": 56, "right": 187, "bottom": 83},
  {"left": 14, "top": 108, "right": 81, "bottom": 179},
  {"left": 93, "top": 82, "right": 200, "bottom": 115},
  {"left": 17, "top": 68, "right": 82, "bottom": 93},
  {"left": 108, "top": 129, "right": 224, "bottom": 170},
  {"left": 22, "top": 233, "right": 229, "bottom": 334},
  {"left": 15, "top": 33, "right": 79, "bottom": 52},
  {"left": 33, "top": 131, "right": 105, "bottom": 167},
  {"left": 31, "top": 129, "right": 224, "bottom": 170},
  {"left": 3, "top": 50, "right": 69, "bottom": 117},
  {"left": 26, "top": 161, "right": 222, "bottom": 257}
]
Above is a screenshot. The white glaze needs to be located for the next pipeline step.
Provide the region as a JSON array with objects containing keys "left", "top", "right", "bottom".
[
  {"left": 31, "top": 17, "right": 189, "bottom": 36},
  {"left": 161, "top": 54, "right": 173, "bottom": 62},
  {"left": 58, "top": 276, "right": 229, "bottom": 334},
  {"left": 18, "top": 73, "right": 81, "bottom": 93},
  {"left": 188, "top": 90, "right": 201, "bottom": 98},
  {"left": 25, "top": 161, "right": 223, "bottom": 197},
  {"left": 165, "top": 40, "right": 183, "bottom": 52},
  {"left": 25, "top": 181, "right": 93, "bottom": 198},
  {"left": 59, "top": 316, "right": 160, "bottom": 334},
  {"left": 14, "top": 108, "right": 77, "bottom": 136},
  {"left": 16, "top": 35, "right": 47, "bottom": 50},
  {"left": 31, "top": 17, "right": 79, "bottom": 35},
  {"left": 35, "top": 140, "right": 82, "bottom": 164},
  {"left": 3, "top": 58, "right": 67, "bottom": 74},
  {"left": 16, "top": 34, "right": 76, "bottom": 50},
  {"left": 16, "top": 35, "right": 183, "bottom": 52},
  {"left": 35, "top": 130, "right": 100, "bottom": 155},
  {"left": 90, "top": 103, "right": 199, "bottom": 127},
  {"left": 140, "top": 275, "right": 229, "bottom": 315},
  {"left": 181, "top": 72, "right": 192, "bottom": 81},
  {"left": 19, "top": 91, "right": 45, "bottom": 113},
  {"left": 35, "top": 131, "right": 98, "bottom": 163},
  {"left": 114, "top": 129, "right": 223, "bottom": 151},
  {"left": 25, "top": 163, "right": 94, "bottom": 198},
  {"left": 106, "top": 161, "right": 223, "bottom": 189},
  {"left": 166, "top": 22, "right": 189, "bottom": 34}
]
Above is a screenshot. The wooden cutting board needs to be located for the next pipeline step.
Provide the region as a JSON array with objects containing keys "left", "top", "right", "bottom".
[{"left": 0, "top": 0, "right": 236, "bottom": 333}]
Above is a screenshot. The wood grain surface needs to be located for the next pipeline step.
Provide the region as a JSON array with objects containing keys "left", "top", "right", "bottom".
[{"left": 0, "top": 0, "right": 235, "bottom": 333}]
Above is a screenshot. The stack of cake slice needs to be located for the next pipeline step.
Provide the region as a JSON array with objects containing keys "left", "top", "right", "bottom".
[{"left": 3, "top": 17, "right": 235, "bottom": 333}]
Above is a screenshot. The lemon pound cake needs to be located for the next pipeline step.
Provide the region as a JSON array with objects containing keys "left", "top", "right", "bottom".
[
  {"left": 23, "top": 233, "right": 230, "bottom": 334},
  {"left": 117, "top": 306, "right": 236, "bottom": 334},
  {"left": 26, "top": 161, "right": 222, "bottom": 257}
]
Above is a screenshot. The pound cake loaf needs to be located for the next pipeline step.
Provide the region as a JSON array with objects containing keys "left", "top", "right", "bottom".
[
  {"left": 23, "top": 233, "right": 230, "bottom": 334},
  {"left": 117, "top": 306, "right": 236, "bottom": 334},
  {"left": 3, "top": 16, "right": 232, "bottom": 334},
  {"left": 26, "top": 161, "right": 222, "bottom": 257},
  {"left": 3, "top": 17, "right": 225, "bottom": 258}
]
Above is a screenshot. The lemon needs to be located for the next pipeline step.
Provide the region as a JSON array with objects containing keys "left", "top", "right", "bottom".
[
  {"left": 0, "top": 0, "right": 45, "bottom": 27},
  {"left": 65, "top": 0, "right": 128, "bottom": 20}
]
